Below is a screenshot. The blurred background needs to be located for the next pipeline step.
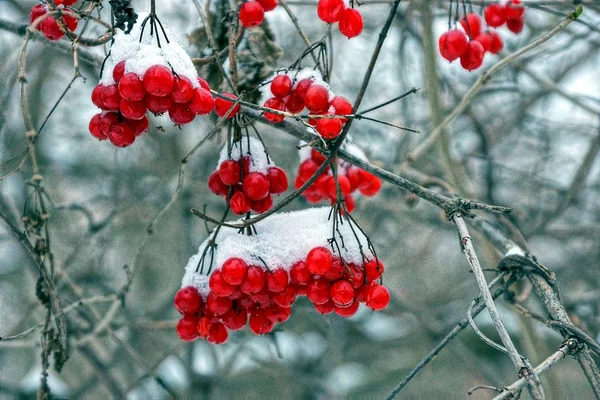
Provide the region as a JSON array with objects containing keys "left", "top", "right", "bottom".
[{"left": 1, "top": 0, "right": 600, "bottom": 398}]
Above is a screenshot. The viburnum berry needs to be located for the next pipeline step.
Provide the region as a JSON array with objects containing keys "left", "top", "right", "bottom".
[
  {"left": 365, "top": 259, "right": 385, "bottom": 282},
  {"left": 143, "top": 65, "right": 175, "bottom": 97},
  {"left": 30, "top": 5, "right": 47, "bottom": 23},
  {"left": 358, "top": 171, "right": 381, "bottom": 196},
  {"left": 330, "top": 96, "right": 352, "bottom": 122},
  {"left": 347, "top": 167, "right": 361, "bottom": 191},
  {"left": 315, "top": 300, "right": 335, "bottom": 315},
  {"left": 330, "top": 280, "right": 354, "bottom": 308},
  {"left": 324, "top": 258, "right": 344, "bottom": 281},
  {"left": 129, "top": 115, "right": 149, "bottom": 136},
  {"left": 241, "top": 266, "right": 265, "bottom": 294},
  {"left": 239, "top": 1, "right": 265, "bottom": 28},
  {"left": 285, "top": 93, "right": 305, "bottom": 114},
  {"left": 221, "top": 258, "right": 248, "bottom": 285},
  {"left": 40, "top": 18, "right": 65, "bottom": 41},
  {"left": 119, "top": 73, "right": 145, "bottom": 101},
  {"left": 460, "top": 40, "right": 485, "bottom": 71},
  {"left": 198, "top": 77, "right": 210, "bottom": 91},
  {"left": 267, "top": 268, "right": 289, "bottom": 292},
  {"left": 145, "top": 94, "right": 173, "bottom": 115},
  {"left": 174, "top": 286, "right": 203, "bottom": 315},
  {"left": 56, "top": 0, "right": 78, "bottom": 5},
  {"left": 250, "top": 194, "right": 273, "bottom": 213},
  {"left": 488, "top": 31, "right": 503, "bottom": 54},
  {"left": 347, "top": 263, "right": 365, "bottom": 289},
  {"left": 306, "top": 247, "right": 333, "bottom": 275},
  {"left": 316, "top": 116, "right": 343, "bottom": 139},
  {"left": 267, "top": 167, "right": 288, "bottom": 194},
  {"left": 439, "top": 30, "right": 468, "bottom": 62},
  {"left": 176, "top": 316, "right": 199, "bottom": 341},
  {"left": 243, "top": 172, "right": 270, "bottom": 201},
  {"left": 222, "top": 307, "right": 248, "bottom": 330},
  {"left": 189, "top": 88, "right": 214, "bottom": 115},
  {"left": 169, "top": 103, "right": 196, "bottom": 125},
  {"left": 338, "top": 8, "right": 364, "bottom": 39},
  {"left": 230, "top": 191, "right": 251, "bottom": 215},
  {"left": 484, "top": 3, "right": 507, "bottom": 28},
  {"left": 88, "top": 114, "right": 107, "bottom": 140},
  {"left": 461, "top": 13, "right": 482, "bottom": 38},
  {"left": 208, "top": 171, "right": 229, "bottom": 197},
  {"left": 214, "top": 93, "right": 240, "bottom": 118},
  {"left": 257, "top": 0, "right": 278, "bottom": 11},
  {"left": 475, "top": 32, "right": 493, "bottom": 53},
  {"left": 326, "top": 175, "right": 351, "bottom": 198},
  {"left": 270, "top": 74, "right": 292, "bottom": 98},
  {"left": 219, "top": 160, "right": 242, "bottom": 186},
  {"left": 366, "top": 284, "right": 390, "bottom": 310},
  {"left": 334, "top": 300, "right": 359, "bottom": 317},
  {"left": 249, "top": 310, "right": 274, "bottom": 335},
  {"left": 304, "top": 85, "right": 330, "bottom": 113},
  {"left": 505, "top": 0, "right": 525, "bottom": 20},
  {"left": 206, "top": 292, "right": 232, "bottom": 316},
  {"left": 209, "top": 270, "right": 235, "bottom": 297},
  {"left": 506, "top": 18, "right": 524, "bottom": 34},
  {"left": 317, "top": 0, "right": 345, "bottom": 23},
  {"left": 273, "top": 285, "right": 297, "bottom": 307},
  {"left": 307, "top": 279, "right": 331, "bottom": 305},
  {"left": 102, "top": 84, "right": 121, "bottom": 111},
  {"left": 290, "top": 261, "right": 311, "bottom": 285},
  {"left": 63, "top": 14, "right": 78, "bottom": 32},
  {"left": 107, "top": 122, "right": 135, "bottom": 148},
  {"left": 207, "top": 322, "right": 228, "bottom": 344},
  {"left": 197, "top": 316, "right": 212, "bottom": 339},
  {"left": 120, "top": 99, "right": 147, "bottom": 120},
  {"left": 91, "top": 85, "right": 108, "bottom": 110},
  {"left": 113, "top": 61, "right": 126, "bottom": 83},
  {"left": 171, "top": 76, "right": 195, "bottom": 103},
  {"left": 311, "top": 148, "right": 327, "bottom": 163},
  {"left": 263, "top": 97, "right": 286, "bottom": 123},
  {"left": 98, "top": 112, "right": 120, "bottom": 137}
]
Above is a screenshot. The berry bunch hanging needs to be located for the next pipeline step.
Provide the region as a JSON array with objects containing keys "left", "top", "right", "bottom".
[
  {"left": 175, "top": 208, "right": 390, "bottom": 344},
  {"left": 208, "top": 137, "right": 288, "bottom": 215},
  {"left": 88, "top": 13, "right": 214, "bottom": 147},
  {"left": 317, "top": 0, "right": 364, "bottom": 38},
  {"left": 261, "top": 69, "right": 352, "bottom": 140},
  {"left": 239, "top": 0, "right": 279, "bottom": 28},
  {"left": 295, "top": 141, "right": 381, "bottom": 211},
  {"left": 438, "top": 1, "right": 525, "bottom": 71},
  {"left": 29, "top": 1, "right": 78, "bottom": 42}
]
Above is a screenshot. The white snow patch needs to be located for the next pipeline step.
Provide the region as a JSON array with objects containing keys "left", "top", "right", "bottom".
[
  {"left": 298, "top": 136, "right": 370, "bottom": 175},
  {"left": 216, "top": 136, "right": 274, "bottom": 174},
  {"left": 505, "top": 246, "right": 526, "bottom": 257}
]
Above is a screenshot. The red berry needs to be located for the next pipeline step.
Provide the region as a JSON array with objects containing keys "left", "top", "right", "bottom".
[
  {"left": 89, "top": 113, "right": 107, "bottom": 140},
  {"left": 346, "top": 263, "right": 365, "bottom": 288},
  {"left": 506, "top": 18, "right": 524, "bottom": 34},
  {"left": 176, "top": 316, "right": 199, "bottom": 341},
  {"left": 98, "top": 112, "right": 120, "bottom": 137},
  {"left": 120, "top": 98, "right": 147, "bottom": 120},
  {"left": 315, "top": 300, "right": 335, "bottom": 314},
  {"left": 488, "top": 31, "right": 503, "bottom": 54},
  {"left": 257, "top": 0, "right": 278, "bottom": 12},
  {"left": 30, "top": 5, "right": 47, "bottom": 24},
  {"left": 91, "top": 84, "right": 108, "bottom": 110},
  {"left": 306, "top": 247, "right": 333, "bottom": 275},
  {"left": 118, "top": 73, "right": 145, "bottom": 101},
  {"left": 174, "top": 286, "right": 203, "bottom": 315},
  {"left": 475, "top": 32, "right": 493, "bottom": 53},
  {"left": 250, "top": 195, "right": 273, "bottom": 214},
  {"left": 304, "top": 85, "right": 330, "bottom": 113},
  {"left": 439, "top": 30, "right": 468, "bottom": 62},
  {"left": 219, "top": 159, "right": 242, "bottom": 186},
  {"left": 307, "top": 279, "right": 331, "bottom": 305},
  {"left": 209, "top": 270, "right": 235, "bottom": 297},
  {"left": 338, "top": 8, "right": 363, "bottom": 39},
  {"left": 189, "top": 88, "right": 214, "bottom": 115},
  {"left": 484, "top": 3, "right": 507, "bottom": 28},
  {"left": 56, "top": 0, "right": 78, "bottom": 5},
  {"left": 214, "top": 93, "right": 240, "bottom": 118},
  {"left": 249, "top": 310, "right": 274, "bottom": 335},
  {"left": 267, "top": 167, "right": 288, "bottom": 194},
  {"left": 113, "top": 61, "right": 126, "bottom": 83},
  {"left": 197, "top": 77, "right": 210, "bottom": 91},
  {"left": 460, "top": 40, "right": 485, "bottom": 71},
  {"left": 365, "top": 259, "right": 385, "bottom": 282},
  {"left": 327, "top": 175, "right": 351, "bottom": 199},
  {"left": 323, "top": 258, "right": 344, "bottom": 281},
  {"left": 335, "top": 300, "right": 359, "bottom": 317},
  {"left": 143, "top": 65, "right": 175, "bottom": 97},
  {"left": 197, "top": 316, "right": 212, "bottom": 338},
  {"left": 107, "top": 122, "right": 135, "bottom": 148},
  {"left": 222, "top": 308, "right": 247, "bottom": 330},
  {"left": 270, "top": 74, "right": 292, "bottom": 98},
  {"left": 171, "top": 76, "right": 195, "bottom": 103},
  {"left": 221, "top": 258, "right": 248, "bottom": 285},
  {"left": 145, "top": 94, "right": 173, "bottom": 115},
  {"left": 290, "top": 261, "right": 311, "bottom": 285},
  {"left": 347, "top": 167, "right": 361, "bottom": 191},
  {"left": 40, "top": 18, "right": 64, "bottom": 41},
  {"left": 208, "top": 170, "right": 229, "bottom": 197},
  {"left": 316, "top": 116, "right": 343, "bottom": 139},
  {"left": 102, "top": 84, "right": 121, "bottom": 111},
  {"left": 263, "top": 97, "right": 286, "bottom": 123},
  {"left": 317, "top": 0, "right": 345, "bottom": 23},
  {"left": 504, "top": 0, "right": 525, "bottom": 21},
  {"left": 206, "top": 292, "right": 232, "bottom": 316},
  {"left": 239, "top": 1, "right": 265, "bottom": 28},
  {"left": 169, "top": 103, "right": 195, "bottom": 125},
  {"left": 366, "top": 284, "right": 390, "bottom": 310},
  {"left": 273, "top": 285, "right": 297, "bottom": 307},
  {"left": 243, "top": 172, "right": 270, "bottom": 201},
  {"left": 311, "top": 148, "right": 327, "bottom": 164},
  {"left": 207, "top": 321, "right": 228, "bottom": 344},
  {"left": 285, "top": 92, "right": 305, "bottom": 113},
  {"left": 128, "top": 115, "right": 149, "bottom": 136},
  {"left": 267, "top": 268, "right": 289, "bottom": 292},
  {"left": 330, "top": 96, "right": 352, "bottom": 122},
  {"left": 230, "top": 191, "right": 251, "bottom": 215},
  {"left": 343, "top": 194, "right": 355, "bottom": 213},
  {"left": 330, "top": 279, "right": 355, "bottom": 307},
  {"left": 63, "top": 14, "right": 78, "bottom": 31},
  {"left": 266, "top": 305, "right": 291, "bottom": 323},
  {"left": 461, "top": 13, "right": 483, "bottom": 39},
  {"left": 358, "top": 171, "right": 381, "bottom": 196},
  {"left": 241, "top": 266, "right": 265, "bottom": 294}
]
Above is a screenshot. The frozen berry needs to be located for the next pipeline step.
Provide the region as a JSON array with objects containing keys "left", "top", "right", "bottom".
[
  {"left": 366, "top": 284, "right": 390, "bottom": 310},
  {"left": 120, "top": 99, "right": 147, "bottom": 120},
  {"left": 102, "top": 84, "right": 121, "bottom": 111},
  {"left": 243, "top": 172, "right": 270, "bottom": 201},
  {"left": 209, "top": 270, "right": 235, "bottom": 297},
  {"left": 143, "top": 65, "right": 175, "bottom": 97},
  {"left": 219, "top": 160, "right": 242, "bottom": 186},
  {"left": 335, "top": 300, "right": 359, "bottom": 317},
  {"left": 171, "top": 76, "right": 195, "bottom": 103},
  {"left": 207, "top": 321, "right": 228, "bottom": 344},
  {"left": 267, "top": 166, "right": 288, "bottom": 194},
  {"left": 488, "top": 31, "right": 503, "bottom": 54},
  {"left": 461, "top": 13, "right": 482, "bottom": 38},
  {"left": 317, "top": 0, "right": 345, "bottom": 23},
  {"left": 338, "top": 8, "right": 363, "bottom": 39},
  {"left": 113, "top": 61, "right": 126, "bottom": 83},
  {"left": 273, "top": 285, "right": 297, "bottom": 307},
  {"left": 222, "top": 308, "right": 247, "bottom": 330},
  {"left": 169, "top": 103, "right": 195, "bottom": 125},
  {"left": 176, "top": 316, "right": 199, "bottom": 341},
  {"left": 365, "top": 259, "right": 385, "bottom": 282},
  {"left": 250, "top": 195, "right": 273, "bottom": 214},
  {"left": 290, "top": 261, "right": 311, "bottom": 285},
  {"left": 241, "top": 266, "right": 265, "bottom": 294},
  {"left": 230, "top": 191, "right": 251, "bottom": 215},
  {"left": 439, "top": 30, "right": 468, "bottom": 62},
  {"left": 257, "top": 0, "right": 278, "bottom": 12},
  {"left": 307, "top": 279, "right": 331, "bottom": 305},
  {"left": 208, "top": 171, "right": 229, "bottom": 197},
  {"left": 506, "top": 18, "right": 524, "bottom": 34},
  {"left": 206, "top": 292, "right": 232, "bottom": 316},
  {"left": 263, "top": 97, "right": 286, "bottom": 123},
  {"left": 88, "top": 113, "right": 107, "bottom": 140},
  {"left": 145, "top": 94, "right": 173, "bottom": 115},
  {"left": 270, "top": 74, "right": 292, "bottom": 98},
  {"left": 222, "top": 258, "right": 248, "bottom": 285},
  {"left": 484, "top": 3, "right": 506, "bottom": 27},
  {"left": 189, "top": 88, "right": 214, "bottom": 115},
  {"left": 91, "top": 85, "right": 108, "bottom": 110},
  {"left": 108, "top": 122, "right": 135, "bottom": 148},
  {"left": 174, "top": 286, "right": 203, "bottom": 315},
  {"left": 304, "top": 85, "right": 330, "bottom": 113},
  {"left": 306, "top": 247, "right": 333, "bottom": 275},
  {"left": 239, "top": 1, "right": 265, "bottom": 28},
  {"left": 214, "top": 93, "right": 240, "bottom": 118},
  {"left": 118, "top": 73, "right": 145, "bottom": 101},
  {"left": 315, "top": 300, "right": 335, "bottom": 314},
  {"left": 316, "top": 116, "right": 343, "bottom": 139},
  {"left": 330, "top": 279, "right": 354, "bottom": 308},
  {"left": 460, "top": 40, "right": 485, "bottom": 71},
  {"left": 267, "top": 268, "right": 289, "bottom": 292}
]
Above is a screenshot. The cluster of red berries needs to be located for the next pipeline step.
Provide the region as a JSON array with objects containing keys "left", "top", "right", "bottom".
[
  {"left": 263, "top": 72, "right": 352, "bottom": 140},
  {"left": 89, "top": 62, "right": 214, "bottom": 147},
  {"left": 175, "top": 248, "right": 390, "bottom": 344},
  {"left": 439, "top": 1, "right": 525, "bottom": 71},
  {"left": 317, "top": 0, "right": 364, "bottom": 39},
  {"left": 30, "top": 1, "right": 78, "bottom": 41},
  {"left": 239, "top": 0, "right": 278, "bottom": 28},
  {"left": 208, "top": 153, "right": 288, "bottom": 215},
  {"left": 295, "top": 148, "right": 381, "bottom": 212}
]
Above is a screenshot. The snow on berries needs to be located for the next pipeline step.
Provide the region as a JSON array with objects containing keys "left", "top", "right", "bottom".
[
  {"left": 260, "top": 69, "right": 352, "bottom": 140},
  {"left": 317, "top": 0, "right": 364, "bottom": 39},
  {"left": 29, "top": 2, "right": 78, "bottom": 42},
  {"left": 438, "top": 1, "right": 525, "bottom": 71},
  {"left": 88, "top": 13, "right": 214, "bottom": 147},
  {"left": 295, "top": 140, "right": 381, "bottom": 211},
  {"left": 208, "top": 137, "right": 288, "bottom": 215},
  {"left": 175, "top": 207, "right": 390, "bottom": 344},
  {"left": 238, "top": 0, "right": 280, "bottom": 29}
]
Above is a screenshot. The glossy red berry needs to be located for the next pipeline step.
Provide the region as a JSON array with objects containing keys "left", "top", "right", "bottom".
[
  {"left": 143, "top": 65, "right": 175, "bottom": 97},
  {"left": 197, "top": 316, "right": 212, "bottom": 338},
  {"left": 484, "top": 3, "right": 507, "bottom": 28},
  {"left": 273, "top": 285, "right": 297, "bottom": 307},
  {"left": 169, "top": 103, "right": 195, "bottom": 125},
  {"left": 335, "top": 300, "right": 359, "bottom": 317},
  {"left": 40, "top": 18, "right": 64, "bottom": 41},
  {"left": 208, "top": 171, "right": 229, "bottom": 198},
  {"left": 98, "top": 112, "right": 120, "bottom": 137},
  {"left": 174, "top": 286, "right": 203, "bottom": 314},
  {"left": 88, "top": 113, "right": 107, "bottom": 140},
  {"left": 506, "top": 18, "right": 524, "bottom": 34},
  {"left": 209, "top": 270, "right": 235, "bottom": 297},
  {"left": 241, "top": 266, "right": 265, "bottom": 294},
  {"left": 330, "top": 96, "right": 352, "bottom": 122},
  {"left": 488, "top": 31, "right": 503, "bottom": 54},
  {"left": 317, "top": 0, "right": 345, "bottom": 23},
  {"left": 243, "top": 172, "right": 270, "bottom": 201},
  {"left": 366, "top": 284, "right": 390, "bottom": 310},
  {"left": 358, "top": 171, "right": 381, "bottom": 196},
  {"left": 222, "top": 308, "right": 247, "bottom": 330},
  {"left": 249, "top": 311, "right": 274, "bottom": 335},
  {"left": 91, "top": 85, "right": 108, "bottom": 110},
  {"left": 102, "top": 84, "right": 121, "bottom": 111},
  {"left": 270, "top": 74, "right": 292, "bottom": 98},
  {"left": 306, "top": 247, "right": 333, "bottom": 275},
  {"left": 118, "top": 73, "right": 145, "bottom": 101},
  {"left": 316, "top": 116, "right": 343, "bottom": 139},
  {"left": 330, "top": 279, "right": 355, "bottom": 308},
  {"left": 189, "top": 88, "right": 214, "bottom": 115},
  {"left": 145, "top": 94, "right": 173, "bottom": 115},
  {"left": 263, "top": 97, "right": 286, "bottom": 123},
  {"left": 267, "top": 268, "right": 289, "bottom": 292},
  {"left": 63, "top": 14, "right": 78, "bottom": 31},
  {"left": 365, "top": 259, "right": 385, "bottom": 282},
  {"left": 439, "top": 30, "right": 468, "bottom": 62},
  {"left": 221, "top": 258, "right": 248, "bottom": 285},
  {"left": 307, "top": 279, "right": 331, "bottom": 305},
  {"left": 113, "top": 61, "right": 126, "bottom": 83},
  {"left": 461, "top": 13, "right": 483, "bottom": 38},
  {"left": 108, "top": 122, "right": 135, "bottom": 148},
  {"left": 338, "top": 8, "right": 363, "bottom": 39},
  {"left": 30, "top": 5, "right": 47, "bottom": 24},
  {"left": 505, "top": 0, "right": 525, "bottom": 20},
  {"left": 324, "top": 258, "right": 344, "bottom": 281},
  {"left": 214, "top": 93, "right": 240, "bottom": 118},
  {"left": 129, "top": 115, "right": 149, "bottom": 136},
  {"left": 171, "top": 76, "right": 195, "bottom": 103},
  {"left": 197, "top": 77, "right": 210, "bottom": 91},
  {"left": 207, "top": 322, "right": 228, "bottom": 344},
  {"left": 475, "top": 32, "right": 493, "bottom": 53},
  {"left": 315, "top": 300, "right": 335, "bottom": 314},
  {"left": 206, "top": 292, "right": 232, "bottom": 316},
  {"left": 304, "top": 85, "right": 330, "bottom": 113},
  {"left": 290, "top": 261, "right": 311, "bottom": 285},
  {"left": 347, "top": 263, "right": 365, "bottom": 288},
  {"left": 251, "top": 194, "right": 273, "bottom": 214},
  {"left": 460, "top": 40, "right": 485, "bottom": 71},
  {"left": 219, "top": 160, "right": 242, "bottom": 186},
  {"left": 240, "top": 1, "right": 265, "bottom": 28},
  {"left": 230, "top": 191, "right": 251, "bottom": 215},
  {"left": 120, "top": 99, "right": 147, "bottom": 120},
  {"left": 257, "top": 0, "right": 278, "bottom": 11},
  {"left": 267, "top": 167, "right": 288, "bottom": 194},
  {"left": 176, "top": 316, "right": 199, "bottom": 341}
]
